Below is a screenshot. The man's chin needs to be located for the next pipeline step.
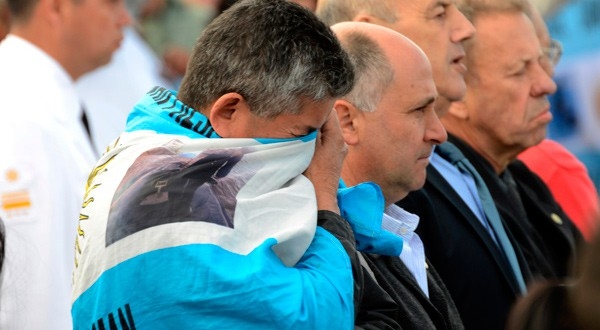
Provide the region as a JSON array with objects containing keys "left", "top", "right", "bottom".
[
  {"left": 410, "top": 176, "right": 427, "bottom": 193},
  {"left": 519, "top": 130, "right": 548, "bottom": 153},
  {"left": 441, "top": 78, "right": 467, "bottom": 104}
]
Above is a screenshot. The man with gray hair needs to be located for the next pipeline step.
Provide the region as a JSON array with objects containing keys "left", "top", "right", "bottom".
[
  {"left": 400, "top": 0, "right": 582, "bottom": 328},
  {"left": 71, "top": 0, "right": 370, "bottom": 328},
  {"left": 318, "top": 0, "right": 475, "bottom": 116}
]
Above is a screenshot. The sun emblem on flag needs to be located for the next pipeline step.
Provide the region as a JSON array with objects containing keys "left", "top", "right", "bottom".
[{"left": 5, "top": 168, "right": 18, "bottom": 182}]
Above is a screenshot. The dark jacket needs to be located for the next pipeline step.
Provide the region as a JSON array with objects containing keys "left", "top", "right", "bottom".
[
  {"left": 363, "top": 253, "right": 464, "bottom": 330},
  {"left": 450, "top": 135, "right": 582, "bottom": 280},
  {"left": 317, "top": 211, "right": 401, "bottom": 329},
  {"left": 398, "top": 134, "right": 583, "bottom": 330},
  {"left": 398, "top": 164, "right": 524, "bottom": 330}
]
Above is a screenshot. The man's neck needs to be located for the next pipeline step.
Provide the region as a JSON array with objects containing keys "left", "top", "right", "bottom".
[
  {"left": 443, "top": 121, "right": 517, "bottom": 174},
  {"left": 11, "top": 24, "right": 86, "bottom": 80}
]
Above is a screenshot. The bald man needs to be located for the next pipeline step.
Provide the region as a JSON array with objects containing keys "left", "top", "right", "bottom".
[
  {"left": 318, "top": 0, "right": 474, "bottom": 116},
  {"left": 332, "top": 21, "right": 464, "bottom": 329}
]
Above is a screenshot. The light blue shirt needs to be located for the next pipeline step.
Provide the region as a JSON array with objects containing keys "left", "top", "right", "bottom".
[
  {"left": 382, "top": 204, "right": 428, "bottom": 297},
  {"left": 430, "top": 151, "right": 497, "bottom": 244}
]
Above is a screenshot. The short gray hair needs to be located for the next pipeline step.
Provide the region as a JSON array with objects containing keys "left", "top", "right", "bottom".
[
  {"left": 339, "top": 31, "right": 394, "bottom": 112},
  {"left": 178, "top": 0, "right": 355, "bottom": 118},
  {"left": 317, "top": 0, "right": 397, "bottom": 26}
]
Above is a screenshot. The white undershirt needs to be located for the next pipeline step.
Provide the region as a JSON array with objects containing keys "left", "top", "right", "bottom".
[{"left": 382, "top": 204, "right": 429, "bottom": 297}]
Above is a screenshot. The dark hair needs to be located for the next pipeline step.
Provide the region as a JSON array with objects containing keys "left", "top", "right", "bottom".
[
  {"left": 507, "top": 281, "right": 579, "bottom": 330},
  {"left": 569, "top": 223, "right": 600, "bottom": 329},
  {"left": 178, "top": 0, "right": 355, "bottom": 118},
  {"left": 0, "top": 218, "right": 4, "bottom": 276},
  {"left": 507, "top": 214, "right": 600, "bottom": 330},
  {"left": 6, "top": 0, "right": 37, "bottom": 21},
  {"left": 217, "top": 0, "right": 239, "bottom": 13}
]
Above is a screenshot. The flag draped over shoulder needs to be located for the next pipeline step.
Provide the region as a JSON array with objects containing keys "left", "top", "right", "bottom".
[{"left": 71, "top": 87, "right": 354, "bottom": 329}]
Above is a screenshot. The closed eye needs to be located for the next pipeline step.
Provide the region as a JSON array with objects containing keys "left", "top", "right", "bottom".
[
  {"left": 432, "top": 3, "right": 449, "bottom": 19},
  {"left": 412, "top": 96, "right": 437, "bottom": 113}
]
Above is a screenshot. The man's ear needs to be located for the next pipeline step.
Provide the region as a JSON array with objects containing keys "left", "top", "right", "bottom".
[
  {"left": 353, "top": 12, "right": 388, "bottom": 26},
  {"left": 334, "top": 99, "right": 361, "bottom": 146},
  {"left": 41, "top": 0, "right": 63, "bottom": 24},
  {"left": 447, "top": 100, "right": 469, "bottom": 120},
  {"left": 208, "top": 92, "right": 250, "bottom": 138}
]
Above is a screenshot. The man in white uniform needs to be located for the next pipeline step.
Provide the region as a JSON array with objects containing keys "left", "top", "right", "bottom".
[
  {"left": 76, "top": 0, "right": 177, "bottom": 152},
  {"left": 0, "top": 0, "right": 130, "bottom": 328},
  {"left": 76, "top": 26, "right": 175, "bottom": 153}
]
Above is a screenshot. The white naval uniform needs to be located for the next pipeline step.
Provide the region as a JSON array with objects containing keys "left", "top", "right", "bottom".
[
  {"left": 0, "top": 35, "right": 96, "bottom": 330},
  {"left": 76, "top": 26, "right": 175, "bottom": 153}
]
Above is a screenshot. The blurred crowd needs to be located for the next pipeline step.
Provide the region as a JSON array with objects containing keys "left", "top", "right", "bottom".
[{"left": 0, "top": 0, "right": 599, "bottom": 329}]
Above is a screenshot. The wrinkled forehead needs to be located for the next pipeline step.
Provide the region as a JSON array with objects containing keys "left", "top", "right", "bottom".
[
  {"left": 469, "top": 11, "right": 534, "bottom": 49},
  {"left": 469, "top": 12, "right": 540, "bottom": 68},
  {"left": 396, "top": 0, "right": 454, "bottom": 14}
]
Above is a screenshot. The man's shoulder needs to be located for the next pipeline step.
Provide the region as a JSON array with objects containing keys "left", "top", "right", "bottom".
[
  {"left": 507, "top": 160, "right": 554, "bottom": 198},
  {"left": 0, "top": 58, "right": 76, "bottom": 126},
  {"left": 362, "top": 253, "right": 464, "bottom": 329},
  {"left": 398, "top": 165, "right": 468, "bottom": 218}
]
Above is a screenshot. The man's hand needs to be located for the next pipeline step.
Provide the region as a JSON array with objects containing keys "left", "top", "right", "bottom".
[{"left": 304, "top": 110, "right": 347, "bottom": 214}]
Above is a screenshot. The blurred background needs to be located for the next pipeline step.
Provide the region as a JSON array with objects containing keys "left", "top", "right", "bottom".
[{"left": 535, "top": 0, "right": 600, "bottom": 192}]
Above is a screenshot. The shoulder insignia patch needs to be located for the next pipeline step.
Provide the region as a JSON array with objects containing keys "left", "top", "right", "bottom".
[{"left": 1, "top": 168, "right": 33, "bottom": 219}]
